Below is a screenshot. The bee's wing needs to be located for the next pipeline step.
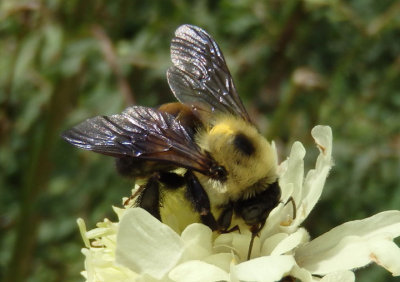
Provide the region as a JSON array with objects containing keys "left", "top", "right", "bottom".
[
  {"left": 167, "top": 24, "right": 251, "bottom": 123},
  {"left": 61, "top": 106, "right": 214, "bottom": 175}
]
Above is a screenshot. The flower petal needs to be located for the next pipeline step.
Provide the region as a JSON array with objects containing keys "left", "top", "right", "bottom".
[
  {"left": 297, "top": 125, "right": 333, "bottom": 224},
  {"left": 77, "top": 218, "right": 90, "bottom": 248},
  {"left": 169, "top": 260, "right": 229, "bottom": 282},
  {"left": 271, "top": 228, "right": 309, "bottom": 256},
  {"left": 203, "top": 253, "right": 235, "bottom": 273},
  {"left": 312, "top": 125, "right": 332, "bottom": 159},
  {"left": 289, "top": 265, "right": 313, "bottom": 282},
  {"left": 116, "top": 208, "right": 184, "bottom": 279},
  {"left": 233, "top": 255, "right": 296, "bottom": 282},
  {"left": 259, "top": 203, "right": 287, "bottom": 240},
  {"left": 368, "top": 239, "right": 400, "bottom": 275},
  {"left": 261, "top": 233, "right": 288, "bottom": 256},
  {"left": 279, "top": 141, "right": 305, "bottom": 204},
  {"left": 214, "top": 232, "right": 258, "bottom": 261},
  {"left": 181, "top": 223, "right": 213, "bottom": 260},
  {"left": 81, "top": 247, "right": 139, "bottom": 282},
  {"left": 295, "top": 211, "right": 400, "bottom": 275}
]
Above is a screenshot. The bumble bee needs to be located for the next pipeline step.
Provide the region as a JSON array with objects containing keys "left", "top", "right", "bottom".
[{"left": 62, "top": 25, "right": 282, "bottom": 258}]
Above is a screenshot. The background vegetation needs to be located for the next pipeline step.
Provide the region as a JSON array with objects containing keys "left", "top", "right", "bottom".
[{"left": 1, "top": 0, "right": 399, "bottom": 281}]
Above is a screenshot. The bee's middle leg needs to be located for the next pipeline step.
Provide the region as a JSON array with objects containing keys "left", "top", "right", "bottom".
[
  {"left": 217, "top": 206, "right": 240, "bottom": 233},
  {"left": 184, "top": 170, "right": 219, "bottom": 231}
]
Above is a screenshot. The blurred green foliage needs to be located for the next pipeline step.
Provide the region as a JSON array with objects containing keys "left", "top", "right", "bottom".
[{"left": 1, "top": 0, "right": 399, "bottom": 281}]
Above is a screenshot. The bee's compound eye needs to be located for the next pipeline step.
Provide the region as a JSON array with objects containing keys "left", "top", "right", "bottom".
[{"left": 211, "top": 166, "right": 227, "bottom": 182}]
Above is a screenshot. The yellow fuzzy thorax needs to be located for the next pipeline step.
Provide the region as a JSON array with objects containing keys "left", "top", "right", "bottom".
[{"left": 195, "top": 115, "right": 277, "bottom": 206}]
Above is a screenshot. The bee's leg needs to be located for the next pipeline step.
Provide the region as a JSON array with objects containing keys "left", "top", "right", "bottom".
[
  {"left": 184, "top": 170, "right": 218, "bottom": 231},
  {"left": 247, "top": 222, "right": 266, "bottom": 260},
  {"left": 217, "top": 206, "right": 240, "bottom": 233},
  {"left": 247, "top": 231, "right": 258, "bottom": 260},
  {"left": 284, "top": 196, "right": 297, "bottom": 220},
  {"left": 124, "top": 184, "right": 146, "bottom": 206},
  {"left": 136, "top": 175, "right": 161, "bottom": 220}
]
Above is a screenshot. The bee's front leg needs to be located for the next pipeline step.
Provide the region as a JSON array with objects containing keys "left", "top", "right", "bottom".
[{"left": 217, "top": 206, "right": 240, "bottom": 233}]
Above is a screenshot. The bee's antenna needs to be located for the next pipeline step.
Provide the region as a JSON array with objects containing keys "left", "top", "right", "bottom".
[
  {"left": 247, "top": 231, "right": 257, "bottom": 260},
  {"left": 247, "top": 221, "right": 265, "bottom": 260}
]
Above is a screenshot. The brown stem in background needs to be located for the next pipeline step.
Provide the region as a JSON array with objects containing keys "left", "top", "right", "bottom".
[
  {"left": 267, "top": 83, "right": 299, "bottom": 140},
  {"left": 5, "top": 73, "right": 82, "bottom": 282},
  {"left": 266, "top": 0, "right": 304, "bottom": 92},
  {"left": 92, "top": 25, "right": 136, "bottom": 105}
]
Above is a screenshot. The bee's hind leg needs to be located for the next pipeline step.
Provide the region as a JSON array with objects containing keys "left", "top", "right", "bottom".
[
  {"left": 135, "top": 171, "right": 186, "bottom": 221},
  {"left": 136, "top": 175, "right": 161, "bottom": 220}
]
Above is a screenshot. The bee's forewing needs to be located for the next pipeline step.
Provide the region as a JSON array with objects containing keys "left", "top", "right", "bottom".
[{"left": 61, "top": 106, "right": 215, "bottom": 174}]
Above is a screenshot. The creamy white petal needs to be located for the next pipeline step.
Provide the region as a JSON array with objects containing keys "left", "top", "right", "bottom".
[
  {"left": 85, "top": 226, "right": 113, "bottom": 239},
  {"left": 169, "top": 260, "right": 229, "bottom": 282},
  {"left": 289, "top": 264, "right": 313, "bottom": 282},
  {"left": 261, "top": 233, "right": 288, "bottom": 256},
  {"left": 77, "top": 218, "right": 90, "bottom": 248},
  {"left": 137, "top": 274, "right": 172, "bottom": 282},
  {"left": 296, "top": 126, "right": 332, "bottom": 225},
  {"left": 203, "top": 253, "right": 235, "bottom": 273},
  {"left": 271, "top": 228, "right": 309, "bottom": 256},
  {"left": 115, "top": 208, "right": 184, "bottom": 279},
  {"left": 312, "top": 125, "right": 332, "bottom": 159},
  {"left": 295, "top": 211, "right": 400, "bottom": 275},
  {"left": 136, "top": 273, "right": 166, "bottom": 282},
  {"left": 300, "top": 235, "right": 375, "bottom": 275},
  {"left": 233, "top": 255, "right": 296, "bottom": 282},
  {"left": 82, "top": 248, "right": 95, "bottom": 282},
  {"left": 319, "top": 270, "right": 355, "bottom": 282},
  {"left": 113, "top": 206, "right": 127, "bottom": 221},
  {"left": 81, "top": 247, "right": 139, "bottom": 282},
  {"left": 279, "top": 141, "right": 305, "bottom": 204},
  {"left": 181, "top": 223, "right": 213, "bottom": 260},
  {"left": 280, "top": 183, "right": 295, "bottom": 222},
  {"left": 213, "top": 233, "right": 235, "bottom": 254},
  {"left": 260, "top": 215, "right": 309, "bottom": 255},
  {"left": 259, "top": 204, "right": 287, "bottom": 240},
  {"left": 367, "top": 239, "right": 400, "bottom": 275},
  {"left": 271, "top": 141, "right": 279, "bottom": 168},
  {"left": 214, "top": 232, "right": 258, "bottom": 261},
  {"left": 229, "top": 262, "right": 241, "bottom": 282}
]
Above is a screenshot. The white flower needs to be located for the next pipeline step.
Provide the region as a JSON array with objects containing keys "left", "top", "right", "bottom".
[
  {"left": 78, "top": 125, "right": 400, "bottom": 282},
  {"left": 77, "top": 208, "right": 139, "bottom": 281}
]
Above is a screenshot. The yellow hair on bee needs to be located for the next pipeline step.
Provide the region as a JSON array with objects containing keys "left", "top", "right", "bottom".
[
  {"left": 209, "top": 123, "right": 235, "bottom": 135},
  {"left": 195, "top": 115, "right": 277, "bottom": 206}
]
